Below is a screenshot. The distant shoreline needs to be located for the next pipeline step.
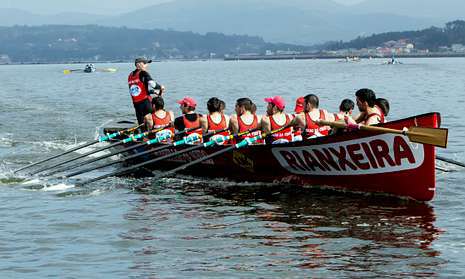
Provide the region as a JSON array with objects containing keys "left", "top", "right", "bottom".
[
  {"left": 1, "top": 54, "right": 465, "bottom": 65},
  {"left": 223, "top": 53, "right": 465, "bottom": 61}
]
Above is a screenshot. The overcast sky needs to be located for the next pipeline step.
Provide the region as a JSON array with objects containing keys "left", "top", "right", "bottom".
[{"left": 2, "top": 0, "right": 365, "bottom": 14}]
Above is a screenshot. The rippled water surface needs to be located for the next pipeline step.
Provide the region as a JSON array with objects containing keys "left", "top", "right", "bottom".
[{"left": 1, "top": 59, "right": 465, "bottom": 277}]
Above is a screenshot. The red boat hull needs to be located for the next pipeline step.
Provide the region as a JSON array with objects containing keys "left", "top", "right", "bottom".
[{"left": 106, "top": 112, "right": 440, "bottom": 201}]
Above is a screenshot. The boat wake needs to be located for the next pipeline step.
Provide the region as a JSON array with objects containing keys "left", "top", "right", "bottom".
[{"left": 0, "top": 134, "right": 15, "bottom": 148}]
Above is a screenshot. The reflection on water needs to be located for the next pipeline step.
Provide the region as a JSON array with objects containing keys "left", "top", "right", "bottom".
[{"left": 122, "top": 180, "right": 444, "bottom": 277}]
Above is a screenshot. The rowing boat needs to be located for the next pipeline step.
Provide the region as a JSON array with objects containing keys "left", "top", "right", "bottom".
[{"left": 102, "top": 112, "right": 441, "bottom": 201}]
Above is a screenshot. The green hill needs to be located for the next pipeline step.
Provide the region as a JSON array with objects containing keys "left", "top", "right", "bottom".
[
  {"left": 0, "top": 25, "right": 309, "bottom": 63},
  {"left": 324, "top": 20, "right": 465, "bottom": 51}
]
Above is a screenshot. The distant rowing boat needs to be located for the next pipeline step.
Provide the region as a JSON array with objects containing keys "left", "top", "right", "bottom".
[
  {"left": 102, "top": 112, "right": 443, "bottom": 201},
  {"left": 63, "top": 67, "right": 117, "bottom": 74}
]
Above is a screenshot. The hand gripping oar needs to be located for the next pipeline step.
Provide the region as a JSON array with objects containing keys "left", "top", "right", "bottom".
[
  {"left": 436, "top": 155, "right": 465, "bottom": 168},
  {"left": 30, "top": 125, "right": 159, "bottom": 175},
  {"left": 318, "top": 120, "right": 448, "bottom": 148},
  {"left": 62, "top": 126, "right": 202, "bottom": 179},
  {"left": 74, "top": 128, "right": 246, "bottom": 186},
  {"left": 47, "top": 124, "right": 191, "bottom": 176},
  {"left": 13, "top": 123, "right": 142, "bottom": 174}
]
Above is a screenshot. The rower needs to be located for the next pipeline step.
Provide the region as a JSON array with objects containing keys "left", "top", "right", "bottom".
[
  {"left": 330, "top": 99, "right": 356, "bottom": 135},
  {"left": 229, "top": 98, "right": 263, "bottom": 144},
  {"left": 144, "top": 96, "right": 175, "bottom": 142},
  {"left": 261, "top": 96, "right": 294, "bottom": 144},
  {"left": 294, "top": 94, "right": 334, "bottom": 138},
  {"left": 375, "top": 98, "right": 390, "bottom": 123},
  {"left": 354, "top": 88, "right": 382, "bottom": 125},
  {"left": 200, "top": 97, "right": 230, "bottom": 144},
  {"left": 334, "top": 99, "right": 355, "bottom": 122},
  {"left": 292, "top": 96, "right": 305, "bottom": 141},
  {"left": 174, "top": 96, "right": 203, "bottom": 142},
  {"left": 293, "top": 96, "right": 305, "bottom": 117}
]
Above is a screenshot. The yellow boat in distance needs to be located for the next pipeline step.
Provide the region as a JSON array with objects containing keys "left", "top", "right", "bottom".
[{"left": 63, "top": 67, "right": 118, "bottom": 74}]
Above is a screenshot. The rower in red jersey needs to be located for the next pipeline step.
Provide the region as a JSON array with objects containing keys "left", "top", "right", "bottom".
[
  {"left": 354, "top": 88, "right": 382, "bottom": 125},
  {"left": 229, "top": 98, "right": 264, "bottom": 144},
  {"left": 375, "top": 98, "right": 390, "bottom": 123},
  {"left": 174, "top": 96, "right": 203, "bottom": 143},
  {"left": 294, "top": 94, "right": 334, "bottom": 139},
  {"left": 261, "top": 96, "right": 294, "bottom": 144},
  {"left": 144, "top": 97, "right": 175, "bottom": 142},
  {"left": 330, "top": 98, "right": 357, "bottom": 135},
  {"left": 333, "top": 99, "right": 356, "bottom": 122},
  {"left": 200, "top": 97, "right": 230, "bottom": 145}
]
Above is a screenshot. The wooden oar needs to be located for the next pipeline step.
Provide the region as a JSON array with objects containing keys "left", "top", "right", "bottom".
[
  {"left": 436, "top": 155, "right": 465, "bottom": 168},
  {"left": 62, "top": 126, "right": 203, "bottom": 179},
  {"left": 63, "top": 69, "right": 82, "bottom": 74},
  {"left": 30, "top": 125, "right": 160, "bottom": 175},
  {"left": 97, "top": 68, "right": 117, "bottom": 73},
  {"left": 13, "top": 123, "right": 142, "bottom": 174},
  {"left": 74, "top": 128, "right": 250, "bottom": 186},
  {"left": 318, "top": 120, "right": 448, "bottom": 148},
  {"left": 47, "top": 124, "right": 188, "bottom": 176},
  {"left": 138, "top": 127, "right": 285, "bottom": 186}
]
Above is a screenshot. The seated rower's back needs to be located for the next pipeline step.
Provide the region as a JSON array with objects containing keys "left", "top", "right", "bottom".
[
  {"left": 200, "top": 97, "right": 230, "bottom": 144},
  {"left": 261, "top": 96, "right": 294, "bottom": 144},
  {"left": 174, "top": 96, "right": 203, "bottom": 142},
  {"left": 294, "top": 94, "right": 334, "bottom": 138},
  {"left": 229, "top": 98, "right": 263, "bottom": 144},
  {"left": 144, "top": 96, "right": 175, "bottom": 141}
]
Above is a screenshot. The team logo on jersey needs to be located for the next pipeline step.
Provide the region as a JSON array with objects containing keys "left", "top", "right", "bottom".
[{"left": 129, "top": 85, "right": 142, "bottom": 97}]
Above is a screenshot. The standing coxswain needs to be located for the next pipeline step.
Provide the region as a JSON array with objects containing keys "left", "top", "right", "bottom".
[{"left": 128, "top": 57, "right": 165, "bottom": 126}]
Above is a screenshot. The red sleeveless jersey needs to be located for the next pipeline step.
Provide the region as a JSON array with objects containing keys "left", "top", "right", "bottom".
[
  {"left": 237, "top": 114, "right": 264, "bottom": 144},
  {"left": 128, "top": 70, "right": 149, "bottom": 104},
  {"left": 305, "top": 109, "right": 330, "bottom": 137},
  {"left": 268, "top": 114, "right": 293, "bottom": 143},
  {"left": 207, "top": 114, "right": 230, "bottom": 145},
  {"left": 183, "top": 114, "right": 203, "bottom": 143},
  {"left": 152, "top": 111, "right": 175, "bottom": 142}
]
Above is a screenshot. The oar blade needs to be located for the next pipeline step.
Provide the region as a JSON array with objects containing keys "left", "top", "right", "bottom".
[{"left": 408, "top": 126, "right": 448, "bottom": 148}]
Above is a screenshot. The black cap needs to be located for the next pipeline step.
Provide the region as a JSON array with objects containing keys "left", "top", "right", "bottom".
[{"left": 134, "top": 57, "right": 152, "bottom": 64}]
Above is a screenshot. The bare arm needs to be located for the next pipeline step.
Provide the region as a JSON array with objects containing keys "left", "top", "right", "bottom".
[
  {"left": 260, "top": 115, "right": 271, "bottom": 133},
  {"left": 229, "top": 114, "right": 239, "bottom": 134},
  {"left": 200, "top": 115, "right": 208, "bottom": 132},
  {"left": 144, "top": 114, "right": 153, "bottom": 131}
]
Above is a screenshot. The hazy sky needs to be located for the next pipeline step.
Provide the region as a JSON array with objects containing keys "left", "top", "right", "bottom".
[{"left": 2, "top": 0, "right": 365, "bottom": 14}]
